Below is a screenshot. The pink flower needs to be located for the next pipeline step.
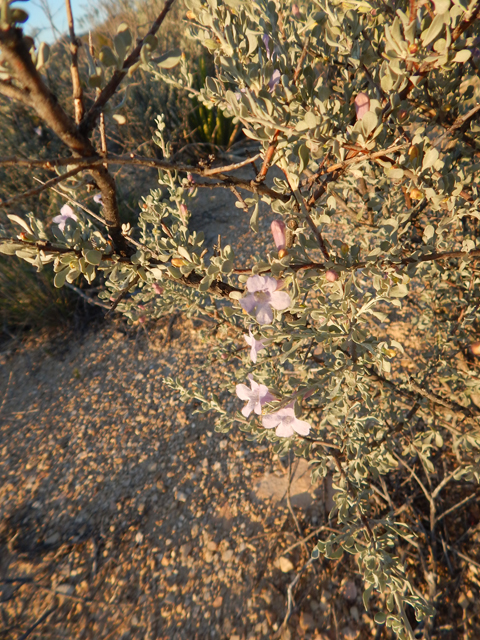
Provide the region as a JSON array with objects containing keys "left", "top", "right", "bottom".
[
  {"left": 179, "top": 204, "right": 188, "bottom": 222},
  {"left": 240, "top": 275, "right": 291, "bottom": 325},
  {"left": 153, "top": 283, "right": 164, "bottom": 295},
  {"left": 244, "top": 329, "right": 265, "bottom": 363},
  {"left": 271, "top": 220, "right": 286, "bottom": 251},
  {"left": 53, "top": 204, "right": 77, "bottom": 232},
  {"left": 291, "top": 3, "right": 300, "bottom": 16},
  {"left": 268, "top": 69, "right": 281, "bottom": 92},
  {"left": 262, "top": 402, "right": 311, "bottom": 437},
  {"left": 354, "top": 93, "right": 370, "bottom": 121},
  {"left": 325, "top": 269, "right": 338, "bottom": 282},
  {"left": 236, "top": 374, "right": 275, "bottom": 418}
]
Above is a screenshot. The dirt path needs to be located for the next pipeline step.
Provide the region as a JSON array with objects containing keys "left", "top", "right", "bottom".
[{"left": 0, "top": 318, "right": 369, "bottom": 640}]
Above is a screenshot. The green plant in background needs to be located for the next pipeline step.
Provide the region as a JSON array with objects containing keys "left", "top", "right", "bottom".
[
  {"left": 188, "top": 53, "right": 238, "bottom": 146},
  {"left": 1, "top": 0, "right": 480, "bottom": 637}
]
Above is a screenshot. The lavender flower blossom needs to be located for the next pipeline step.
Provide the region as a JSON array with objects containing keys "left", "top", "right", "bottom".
[
  {"left": 53, "top": 204, "right": 78, "bottom": 232},
  {"left": 291, "top": 3, "right": 300, "bottom": 16},
  {"left": 244, "top": 329, "right": 265, "bottom": 363},
  {"left": 268, "top": 69, "right": 281, "bottom": 92},
  {"left": 240, "top": 275, "right": 291, "bottom": 325},
  {"left": 262, "top": 33, "right": 273, "bottom": 60},
  {"left": 354, "top": 93, "right": 370, "bottom": 121},
  {"left": 262, "top": 402, "right": 311, "bottom": 437},
  {"left": 236, "top": 374, "right": 275, "bottom": 418},
  {"left": 271, "top": 220, "right": 286, "bottom": 251}
]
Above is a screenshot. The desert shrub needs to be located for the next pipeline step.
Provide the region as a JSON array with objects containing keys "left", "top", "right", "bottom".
[{"left": 1, "top": 0, "right": 480, "bottom": 637}]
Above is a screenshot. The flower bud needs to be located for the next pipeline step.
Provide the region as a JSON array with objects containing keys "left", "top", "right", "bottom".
[
  {"left": 409, "top": 188, "right": 423, "bottom": 200},
  {"left": 408, "top": 43, "right": 418, "bottom": 54},
  {"left": 172, "top": 258, "right": 186, "bottom": 267},
  {"left": 186, "top": 10, "right": 196, "bottom": 19},
  {"left": 469, "top": 342, "right": 480, "bottom": 357},
  {"left": 354, "top": 93, "right": 370, "bottom": 121},
  {"left": 153, "top": 283, "right": 163, "bottom": 295},
  {"left": 408, "top": 145, "right": 419, "bottom": 160},
  {"left": 278, "top": 248, "right": 289, "bottom": 259},
  {"left": 271, "top": 220, "right": 287, "bottom": 251},
  {"left": 325, "top": 269, "right": 339, "bottom": 282}
]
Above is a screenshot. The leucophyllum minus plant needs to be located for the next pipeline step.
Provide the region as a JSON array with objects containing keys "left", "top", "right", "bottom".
[{"left": 2, "top": 0, "right": 480, "bottom": 636}]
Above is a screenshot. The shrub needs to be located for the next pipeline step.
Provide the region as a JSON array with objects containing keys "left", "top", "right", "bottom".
[{"left": 1, "top": 0, "right": 480, "bottom": 636}]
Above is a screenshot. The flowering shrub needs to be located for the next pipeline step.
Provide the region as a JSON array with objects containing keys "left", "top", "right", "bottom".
[{"left": 1, "top": 0, "right": 480, "bottom": 636}]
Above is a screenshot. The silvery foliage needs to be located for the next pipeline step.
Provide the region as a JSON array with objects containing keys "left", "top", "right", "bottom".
[{"left": 2, "top": 0, "right": 480, "bottom": 635}]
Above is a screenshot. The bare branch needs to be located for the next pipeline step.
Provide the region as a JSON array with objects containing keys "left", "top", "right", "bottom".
[
  {"left": 65, "top": 0, "right": 84, "bottom": 123},
  {"left": 0, "top": 163, "right": 95, "bottom": 207},
  {"left": 0, "top": 27, "right": 128, "bottom": 252},
  {"left": 79, "top": 0, "right": 176, "bottom": 135},
  {"left": 0, "top": 78, "right": 30, "bottom": 103}
]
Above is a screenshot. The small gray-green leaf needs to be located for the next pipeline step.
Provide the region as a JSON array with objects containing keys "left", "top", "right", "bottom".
[
  {"left": 453, "top": 49, "right": 471, "bottom": 63},
  {"left": 422, "top": 147, "right": 439, "bottom": 171},
  {"left": 84, "top": 249, "right": 102, "bottom": 265},
  {"left": 155, "top": 48, "right": 182, "bottom": 69},
  {"left": 99, "top": 46, "right": 118, "bottom": 68},
  {"left": 54, "top": 268, "right": 68, "bottom": 288},
  {"left": 250, "top": 203, "right": 259, "bottom": 233},
  {"left": 421, "top": 13, "right": 444, "bottom": 47}
]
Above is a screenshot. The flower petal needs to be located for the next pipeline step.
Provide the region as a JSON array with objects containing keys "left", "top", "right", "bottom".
[
  {"left": 60, "top": 204, "right": 75, "bottom": 217},
  {"left": 262, "top": 413, "right": 281, "bottom": 429},
  {"left": 276, "top": 422, "right": 295, "bottom": 437},
  {"left": 241, "top": 401, "right": 254, "bottom": 418},
  {"left": 240, "top": 294, "right": 257, "bottom": 314},
  {"left": 256, "top": 303, "right": 274, "bottom": 325},
  {"left": 246, "top": 275, "right": 267, "bottom": 293},
  {"left": 236, "top": 383, "right": 252, "bottom": 401},
  {"left": 269, "top": 291, "right": 291, "bottom": 311},
  {"left": 292, "top": 418, "right": 311, "bottom": 436}
]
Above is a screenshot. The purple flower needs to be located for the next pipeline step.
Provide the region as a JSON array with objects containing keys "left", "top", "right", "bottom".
[
  {"left": 291, "top": 3, "right": 300, "bottom": 16},
  {"left": 271, "top": 220, "right": 286, "bottom": 250},
  {"left": 262, "top": 402, "right": 311, "bottom": 437},
  {"left": 236, "top": 374, "right": 275, "bottom": 418},
  {"left": 354, "top": 93, "right": 370, "bottom": 121},
  {"left": 53, "top": 204, "right": 78, "bottom": 232},
  {"left": 240, "top": 275, "right": 291, "bottom": 325},
  {"left": 244, "top": 329, "right": 265, "bottom": 363},
  {"left": 93, "top": 193, "right": 103, "bottom": 205},
  {"left": 268, "top": 69, "right": 281, "bottom": 92},
  {"left": 262, "top": 33, "right": 273, "bottom": 60},
  {"left": 152, "top": 283, "right": 164, "bottom": 295}
]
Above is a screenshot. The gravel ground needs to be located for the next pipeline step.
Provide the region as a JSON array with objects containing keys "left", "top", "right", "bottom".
[
  {"left": 0, "top": 157, "right": 372, "bottom": 640},
  {"left": 0, "top": 319, "right": 371, "bottom": 640}
]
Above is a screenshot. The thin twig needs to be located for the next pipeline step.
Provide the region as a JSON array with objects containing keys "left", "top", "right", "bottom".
[
  {"left": 65, "top": 283, "right": 110, "bottom": 310},
  {"left": 80, "top": 0, "right": 177, "bottom": 134},
  {"left": 65, "top": 0, "right": 84, "bottom": 123},
  {"left": 106, "top": 274, "right": 140, "bottom": 317}
]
